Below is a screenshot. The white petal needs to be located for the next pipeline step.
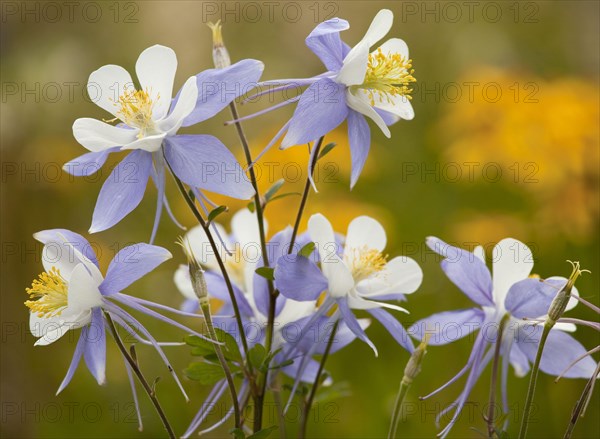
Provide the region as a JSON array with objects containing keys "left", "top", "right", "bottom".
[
  {"left": 308, "top": 214, "right": 337, "bottom": 261},
  {"left": 231, "top": 208, "right": 266, "bottom": 249},
  {"left": 30, "top": 309, "right": 90, "bottom": 345},
  {"left": 174, "top": 264, "right": 196, "bottom": 300},
  {"left": 120, "top": 132, "right": 166, "bottom": 152},
  {"left": 357, "top": 256, "right": 423, "bottom": 297},
  {"left": 377, "top": 37, "right": 409, "bottom": 59},
  {"left": 371, "top": 91, "right": 414, "bottom": 120},
  {"left": 276, "top": 299, "right": 316, "bottom": 327},
  {"left": 492, "top": 238, "right": 534, "bottom": 305},
  {"left": 322, "top": 252, "right": 355, "bottom": 298},
  {"left": 348, "top": 294, "right": 408, "bottom": 313},
  {"left": 345, "top": 216, "right": 387, "bottom": 252},
  {"left": 158, "top": 76, "right": 198, "bottom": 135},
  {"left": 67, "top": 264, "right": 103, "bottom": 313},
  {"left": 361, "top": 9, "right": 394, "bottom": 47},
  {"left": 72, "top": 118, "right": 137, "bottom": 152},
  {"left": 337, "top": 41, "right": 369, "bottom": 86},
  {"left": 135, "top": 45, "right": 178, "bottom": 120},
  {"left": 554, "top": 322, "right": 577, "bottom": 332},
  {"left": 345, "top": 89, "right": 391, "bottom": 137},
  {"left": 87, "top": 64, "right": 134, "bottom": 118},
  {"left": 185, "top": 223, "right": 230, "bottom": 270},
  {"left": 474, "top": 245, "right": 486, "bottom": 263}
]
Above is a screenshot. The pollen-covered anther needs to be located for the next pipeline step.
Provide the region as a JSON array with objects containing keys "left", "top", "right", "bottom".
[
  {"left": 350, "top": 247, "right": 388, "bottom": 281},
  {"left": 363, "top": 48, "right": 416, "bottom": 106},
  {"left": 114, "top": 87, "right": 158, "bottom": 138},
  {"left": 25, "top": 267, "right": 68, "bottom": 318}
]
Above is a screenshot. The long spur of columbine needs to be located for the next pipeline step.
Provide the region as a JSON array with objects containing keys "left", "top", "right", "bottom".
[
  {"left": 24, "top": 228, "right": 220, "bottom": 429},
  {"left": 409, "top": 237, "right": 597, "bottom": 438},
  {"left": 64, "top": 44, "right": 262, "bottom": 241},
  {"left": 231, "top": 9, "right": 415, "bottom": 187}
]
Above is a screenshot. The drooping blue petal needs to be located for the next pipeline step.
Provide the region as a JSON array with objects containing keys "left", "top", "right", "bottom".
[
  {"left": 34, "top": 229, "right": 99, "bottom": 268},
  {"left": 204, "top": 271, "right": 254, "bottom": 317},
  {"left": 504, "top": 277, "right": 567, "bottom": 319},
  {"left": 149, "top": 152, "right": 166, "bottom": 244},
  {"left": 284, "top": 314, "right": 361, "bottom": 356},
  {"left": 56, "top": 330, "right": 87, "bottom": 395},
  {"left": 281, "top": 78, "right": 348, "bottom": 148},
  {"left": 163, "top": 134, "right": 254, "bottom": 199},
  {"left": 181, "top": 59, "right": 264, "bottom": 126},
  {"left": 100, "top": 244, "right": 172, "bottom": 295},
  {"left": 426, "top": 237, "right": 494, "bottom": 307},
  {"left": 253, "top": 227, "right": 293, "bottom": 317},
  {"left": 375, "top": 108, "right": 401, "bottom": 126},
  {"left": 89, "top": 150, "right": 153, "bottom": 233},
  {"left": 368, "top": 308, "right": 414, "bottom": 353},
  {"left": 83, "top": 308, "right": 106, "bottom": 385},
  {"left": 274, "top": 254, "right": 328, "bottom": 302},
  {"left": 282, "top": 356, "right": 324, "bottom": 384},
  {"left": 347, "top": 109, "right": 371, "bottom": 188},
  {"left": 515, "top": 325, "right": 597, "bottom": 378},
  {"left": 409, "top": 308, "right": 485, "bottom": 346},
  {"left": 305, "top": 18, "right": 350, "bottom": 71},
  {"left": 63, "top": 147, "right": 119, "bottom": 176},
  {"left": 509, "top": 340, "right": 531, "bottom": 377},
  {"left": 337, "top": 297, "right": 377, "bottom": 355}
]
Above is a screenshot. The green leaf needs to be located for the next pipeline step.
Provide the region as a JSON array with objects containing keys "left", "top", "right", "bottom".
[
  {"left": 268, "top": 192, "right": 301, "bottom": 203},
  {"left": 318, "top": 142, "right": 336, "bottom": 159},
  {"left": 187, "top": 189, "right": 196, "bottom": 201},
  {"left": 264, "top": 179, "right": 285, "bottom": 201},
  {"left": 190, "top": 345, "right": 215, "bottom": 357},
  {"left": 185, "top": 331, "right": 241, "bottom": 363},
  {"left": 298, "top": 242, "right": 315, "bottom": 258},
  {"left": 229, "top": 428, "right": 246, "bottom": 439},
  {"left": 314, "top": 380, "right": 352, "bottom": 403},
  {"left": 184, "top": 362, "right": 225, "bottom": 385},
  {"left": 248, "top": 344, "right": 267, "bottom": 370},
  {"left": 207, "top": 205, "right": 228, "bottom": 223},
  {"left": 255, "top": 266, "right": 274, "bottom": 280},
  {"left": 247, "top": 201, "right": 255, "bottom": 213},
  {"left": 213, "top": 328, "right": 242, "bottom": 363},
  {"left": 247, "top": 425, "right": 278, "bottom": 439},
  {"left": 270, "top": 358, "right": 294, "bottom": 369}
]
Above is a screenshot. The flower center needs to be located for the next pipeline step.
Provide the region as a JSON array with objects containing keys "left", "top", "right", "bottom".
[
  {"left": 348, "top": 247, "right": 388, "bottom": 281},
  {"left": 25, "top": 267, "right": 68, "bottom": 318},
  {"left": 114, "top": 88, "right": 157, "bottom": 138},
  {"left": 361, "top": 48, "right": 416, "bottom": 106}
]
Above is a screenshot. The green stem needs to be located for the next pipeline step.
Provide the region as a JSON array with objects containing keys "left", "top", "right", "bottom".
[
  {"left": 104, "top": 312, "right": 176, "bottom": 439},
  {"left": 388, "top": 379, "right": 411, "bottom": 439},
  {"left": 163, "top": 153, "right": 252, "bottom": 366},
  {"left": 518, "top": 324, "right": 551, "bottom": 439},
  {"left": 299, "top": 319, "right": 339, "bottom": 439},
  {"left": 200, "top": 299, "right": 241, "bottom": 427},
  {"left": 289, "top": 137, "right": 325, "bottom": 251},
  {"left": 564, "top": 361, "right": 600, "bottom": 438},
  {"left": 487, "top": 315, "right": 508, "bottom": 438}
]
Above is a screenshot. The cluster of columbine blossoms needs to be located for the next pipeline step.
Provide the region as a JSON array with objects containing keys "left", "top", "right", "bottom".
[{"left": 24, "top": 9, "right": 597, "bottom": 439}]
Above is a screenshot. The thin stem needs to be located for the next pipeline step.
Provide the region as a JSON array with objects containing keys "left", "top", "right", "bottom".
[
  {"left": 487, "top": 315, "right": 508, "bottom": 438},
  {"left": 200, "top": 300, "right": 241, "bottom": 427},
  {"left": 104, "top": 312, "right": 176, "bottom": 439},
  {"left": 299, "top": 319, "right": 339, "bottom": 439},
  {"left": 564, "top": 361, "right": 600, "bottom": 439},
  {"left": 163, "top": 153, "right": 251, "bottom": 365},
  {"left": 518, "top": 324, "right": 551, "bottom": 439},
  {"left": 289, "top": 137, "right": 325, "bottom": 251},
  {"left": 388, "top": 379, "right": 411, "bottom": 439}
]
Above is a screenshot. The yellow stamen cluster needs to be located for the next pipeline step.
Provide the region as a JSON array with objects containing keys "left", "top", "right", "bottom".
[
  {"left": 25, "top": 267, "right": 68, "bottom": 318},
  {"left": 349, "top": 247, "right": 388, "bottom": 281},
  {"left": 362, "top": 47, "right": 416, "bottom": 106},
  {"left": 114, "top": 88, "right": 157, "bottom": 138}
]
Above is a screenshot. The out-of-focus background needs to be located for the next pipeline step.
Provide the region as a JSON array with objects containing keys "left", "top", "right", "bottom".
[{"left": 1, "top": 1, "right": 599, "bottom": 438}]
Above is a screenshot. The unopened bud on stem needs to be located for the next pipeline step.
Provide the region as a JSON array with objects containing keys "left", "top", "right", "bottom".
[
  {"left": 177, "top": 237, "right": 209, "bottom": 306},
  {"left": 208, "top": 20, "right": 231, "bottom": 69},
  {"left": 402, "top": 332, "right": 430, "bottom": 386},
  {"left": 546, "top": 260, "right": 590, "bottom": 327}
]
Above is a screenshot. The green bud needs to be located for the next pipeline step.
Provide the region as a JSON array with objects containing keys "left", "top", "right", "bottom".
[
  {"left": 402, "top": 333, "right": 430, "bottom": 385},
  {"left": 546, "top": 261, "right": 589, "bottom": 327},
  {"left": 208, "top": 20, "right": 231, "bottom": 69}
]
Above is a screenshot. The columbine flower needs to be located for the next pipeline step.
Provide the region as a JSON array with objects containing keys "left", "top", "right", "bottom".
[
  {"left": 236, "top": 9, "right": 415, "bottom": 186},
  {"left": 64, "top": 45, "right": 262, "bottom": 241},
  {"left": 275, "top": 213, "right": 423, "bottom": 354},
  {"left": 409, "top": 237, "right": 597, "bottom": 438},
  {"left": 173, "top": 209, "right": 368, "bottom": 437},
  {"left": 26, "top": 228, "right": 212, "bottom": 407}
]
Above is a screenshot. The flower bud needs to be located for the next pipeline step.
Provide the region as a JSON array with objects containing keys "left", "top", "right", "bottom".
[
  {"left": 177, "top": 237, "right": 209, "bottom": 305},
  {"left": 546, "top": 261, "right": 589, "bottom": 327},
  {"left": 402, "top": 333, "right": 430, "bottom": 385},
  {"left": 208, "top": 20, "right": 231, "bottom": 69}
]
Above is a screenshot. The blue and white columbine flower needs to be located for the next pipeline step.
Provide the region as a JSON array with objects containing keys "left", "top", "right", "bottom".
[
  {"left": 409, "top": 237, "right": 597, "bottom": 438},
  {"left": 65, "top": 45, "right": 262, "bottom": 241},
  {"left": 25, "top": 229, "right": 211, "bottom": 406},
  {"left": 275, "top": 213, "right": 423, "bottom": 354},
  {"left": 242, "top": 9, "right": 415, "bottom": 186}
]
